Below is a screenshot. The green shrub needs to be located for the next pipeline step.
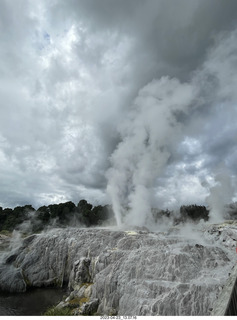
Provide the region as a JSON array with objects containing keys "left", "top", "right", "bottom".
[
  {"left": 43, "top": 306, "right": 73, "bottom": 316},
  {"left": 0, "top": 230, "right": 11, "bottom": 236}
]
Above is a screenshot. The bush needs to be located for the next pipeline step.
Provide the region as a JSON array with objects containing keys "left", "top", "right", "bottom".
[
  {"left": 152, "top": 208, "right": 171, "bottom": 223},
  {"left": 179, "top": 205, "right": 209, "bottom": 222},
  {"left": 43, "top": 306, "right": 73, "bottom": 316},
  {"left": 0, "top": 229, "right": 11, "bottom": 236}
]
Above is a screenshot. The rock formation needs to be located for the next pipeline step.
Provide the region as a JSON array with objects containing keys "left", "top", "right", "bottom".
[{"left": 0, "top": 221, "right": 237, "bottom": 316}]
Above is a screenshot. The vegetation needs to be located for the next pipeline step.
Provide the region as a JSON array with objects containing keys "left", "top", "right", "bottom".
[
  {"left": 152, "top": 205, "right": 209, "bottom": 224},
  {"left": 1, "top": 199, "right": 237, "bottom": 234},
  {"left": 0, "top": 229, "right": 12, "bottom": 236},
  {"left": 179, "top": 204, "right": 209, "bottom": 222},
  {"left": 43, "top": 306, "right": 73, "bottom": 316},
  {"left": 152, "top": 208, "right": 172, "bottom": 222},
  {"left": 0, "top": 205, "right": 35, "bottom": 232},
  {"left": 0, "top": 200, "right": 115, "bottom": 233}
]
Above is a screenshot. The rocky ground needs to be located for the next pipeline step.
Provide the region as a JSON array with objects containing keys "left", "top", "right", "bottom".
[
  {"left": 0, "top": 221, "right": 237, "bottom": 316},
  {"left": 0, "top": 234, "right": 11, "bottom": 251}
]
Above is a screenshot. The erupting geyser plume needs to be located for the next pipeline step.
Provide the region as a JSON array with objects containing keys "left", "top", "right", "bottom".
[
  {"left": 107, "top": 28, "right": 237, "bottom": 227},
  {"left": 206, "top": 166, "right": 235, "bottom": 223},
  {"left": 107, "top": 77, "right": 196, "bottom": 226}
]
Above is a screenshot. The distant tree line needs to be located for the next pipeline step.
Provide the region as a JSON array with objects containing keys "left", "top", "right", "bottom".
[
  {"left": 178, "top": 204, "right": 209, "bottom": 223},
  {"left": 152, "top": 203, "right": 237, "bottom": 224},
  {"left": 152, "top": 205, "right": 209, "bottom": 224},
  {"left": 0, "top": 200, "right": 115, "bottom": 233},
  {"left": 1, "top": 201, "right": 237, "bottom": 234}
]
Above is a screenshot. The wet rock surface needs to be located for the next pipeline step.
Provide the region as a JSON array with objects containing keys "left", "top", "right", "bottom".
[
  {"left": 0, "top": 222, "right": 237, "bottom": 315},
  {"left": 0, "top": 234, "right": 11, "bottom": 251}
]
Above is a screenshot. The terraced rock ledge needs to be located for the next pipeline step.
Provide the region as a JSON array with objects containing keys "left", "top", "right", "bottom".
[{"left": 0, "top": 222, "right": 237, "bottom": 315}]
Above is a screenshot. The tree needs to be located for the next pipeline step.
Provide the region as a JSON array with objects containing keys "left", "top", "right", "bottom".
[
  {"left": 76, "top": 200, "right": 93, "bottom": 226},
  {"left": 37, "top": 206, "right": 50, "bottom": 223},
  {"left": 179, "top": 205, "right": 209, "bottom": 222}
]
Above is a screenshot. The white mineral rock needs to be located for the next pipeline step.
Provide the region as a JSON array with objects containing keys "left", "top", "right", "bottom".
[{"left": 0, "top": 222, "right": 236, "bottom": 315}]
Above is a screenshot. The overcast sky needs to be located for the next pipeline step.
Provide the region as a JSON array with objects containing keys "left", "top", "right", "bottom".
[{"left": 1, "top": 0, "right": 237, "bottom": 210}]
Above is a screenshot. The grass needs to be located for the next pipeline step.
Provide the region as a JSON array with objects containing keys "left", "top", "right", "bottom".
[
  {"left": 0, "top": 230, "right": 12, "bottom": 236},
  {"left": 43, "top": 295, "right": 90, "bottom": 316},
  {"left": 43, "top": 306, "right": 73, "bottom": 316},
  {"left": 43, "top": 282, "right": 93, "bottom": 316}
]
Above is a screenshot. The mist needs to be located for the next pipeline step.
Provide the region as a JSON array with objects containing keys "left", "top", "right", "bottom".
[
  {"left": 206, "top": 166, "right": 235, "bottom": 223},
  {"left": 107, "top": 77, "right": 195, "bottom": 226},
  {"left": 107, "top": 27, "right": 237, "bottom": 227}
]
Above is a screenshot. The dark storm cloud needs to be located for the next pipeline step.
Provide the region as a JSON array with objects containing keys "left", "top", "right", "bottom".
[{"left": 50, "top": 0, "right": 237, "bottom": 81}]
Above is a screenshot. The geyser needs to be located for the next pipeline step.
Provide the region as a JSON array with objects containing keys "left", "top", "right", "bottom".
[
  {"left": 107, "top": 27, "right": 237, "bottom": 227},
  {"left": 107, "top": 77, "right": 196, "bottom": 226}
]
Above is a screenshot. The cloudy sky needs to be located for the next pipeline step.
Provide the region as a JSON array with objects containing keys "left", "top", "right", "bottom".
[{"left": 1, "top": 0, "right": 237, "bottom": 212}]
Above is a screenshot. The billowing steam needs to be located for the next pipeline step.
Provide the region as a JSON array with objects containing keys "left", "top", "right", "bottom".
[
  {"left": 107, "top": 78, "right": 196, "bottom": 226},
  {"left": 206, "top": 166, "right": 235, "bottom": 223},
  {"left": 107, "top": 28, "right": 237, "bottom": 227}
]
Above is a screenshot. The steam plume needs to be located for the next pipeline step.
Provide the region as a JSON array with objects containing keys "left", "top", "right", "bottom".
[
  {"left": 206, "top": 166, "right": 234, "bottom": 223},
  {"left": 107, "top": 77, "right": 196, "bottom": 226},
  {"left": 107, "top": 28, "right": 237, "bottom": 227}
]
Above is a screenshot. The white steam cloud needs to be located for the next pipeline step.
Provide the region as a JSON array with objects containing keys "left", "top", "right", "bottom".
[
  {"left": 206, "top": 166, "right": 235, "bottom": 223},
  {"left": 107, "top": 77, "right": 196, "bottom": 226},
  {"left": 107, "top": 28, "right": 237, "bottom": 227}
]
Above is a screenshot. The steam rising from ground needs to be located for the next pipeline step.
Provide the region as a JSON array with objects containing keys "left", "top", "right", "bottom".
[
  {"left": 206, "top": 166, "right": 235, "bottom": 223},
  {"left": 107, "top": 28, "right": 237, "bottom": 227},
  {"left": 107, "top": 78, "right": 195, "bottom": 226}
]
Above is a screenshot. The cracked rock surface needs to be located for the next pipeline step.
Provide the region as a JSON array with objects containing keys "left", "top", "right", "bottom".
[{"left": 0, "top": 222, "right": 237, "bottom": 315}]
